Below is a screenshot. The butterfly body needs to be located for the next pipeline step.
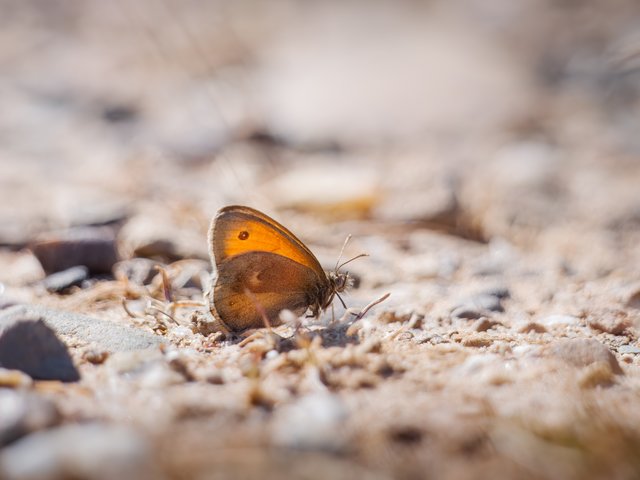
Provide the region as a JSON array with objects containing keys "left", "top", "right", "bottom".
[{"left": 208, "top": 205, "right": 349, "bottom": 332}]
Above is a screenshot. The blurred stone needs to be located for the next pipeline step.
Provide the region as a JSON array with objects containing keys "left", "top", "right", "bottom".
[
  {"left": 518, "top": 322, "right": 548, "bottom": 334},
  {"left": 105, "top": 349, "right": 164, "bottom": 375},
  {"left": 0, "top": 319, "right": 79, "bottom": 382},
  {"left": 119, "top": 215, "right": 208, "bottom": 262},
  {"left": 0, "top": 305, "right": 164, "bottom": 353},
  {"left": 138, "top": 362, "right": 188, "bottom": 389},
  {"left": 473, "top": 318, "right": 500, "bottom": 332},
  {"left": 30, "top": 227, "right": 118, "bottom": 274},
  {"left": 588, "top": 314, "right": 630, "bottom": 336},
  {"left": 264, "top": 162, "right": 379, "bottom": 218},
  {"left": 462, "top": 333, "right": 493, "bottom": 348},
  {"left": 625, "top": 288, "right": 640, "bottom": 309},
  {"left": 82, "top": 349, "right": 109, "bottom": 365},
  {"left": 0, "top": 391, "right": 60, "bottom": 447},
  {"left": 0, "top": 368, "right": 33, "bottom": 388},
  {"left": 539, "top": 314, "right": 580, "bottom": 326},
  {"left": 0, "top": 251, "right": 45, "bottom": 285},
  {"left": 452, "top": 293, "right": 505, "bottom": 319},
  {"left": 271, "top": 393, "right": 348, "bottom": 452},
  {"left": 618, "top": 345, "right": 640, "bottom": 355},
  {"left": 579, "top": 362, "right": 619, "bottom": 389},
  {"left": 0, "top": 424, "right": 159, "bottom": 480},
  {"left": 451, "top": 306, "right": 484, "bottom": 320},
  {"left": 0, "top": 299, "right": 17, "bottom": 310},
  {"left": 480, "top": 286, "right": 511, "bottom": 300},
  {"left": 63, "top": 197, "right": 129, "bottom": 228},
  {"left": 548, "top": 339, "right": 623, "bottom": 374},
  {"left": 41, "top": 266, "right": 89, "bottom": 293}
]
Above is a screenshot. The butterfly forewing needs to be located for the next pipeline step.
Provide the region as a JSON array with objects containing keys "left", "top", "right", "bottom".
[{"left": 211, "top": 206, "right": 325, "bottom": 278}]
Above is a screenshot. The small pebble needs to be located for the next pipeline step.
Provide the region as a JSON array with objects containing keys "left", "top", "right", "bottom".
[
  {"left": 0, "top": 319, "right": 80, "bottom": 382},
  {"left": 617, "top": 345, "right": 640, "bottom": 355},
  {"left": 472, "top": 318, "right": 500, "bottom": 332},
  {"left": 83, "top": 349, "right": 110, "bottom": 365},
  {"left": 41, "top": 266, "right": 89, "bottom": 293},
  {"left": 378, "top": 310, "right": 412, "bottom": 324},
  {"left": 548, "top": 339, "right": 622, "bottom": 374},
  {"left": 451, "top": 306, "right": 484, "bottom": 320},
  {"left": 518, "top": 322, "right": 547, "bottom": 334},
  {"left": 451, "top": 293, "right": 505, "bottom": 320},
  {"left": 462, "top": 333, "right": 493, "bottom": 348}
]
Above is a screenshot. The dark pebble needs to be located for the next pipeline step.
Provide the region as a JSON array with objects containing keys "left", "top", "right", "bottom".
[
  {"left": 30, "top": 227, "right": 118, "bottom": 274},
  {"left": 41, "top": 266, "right": 89, "bottom": 293},
  {"left": 451, "top": 306, "right": 484, "bottom": 320},
  {"left": 451, "top": 293, "right": 505, "bottom": 319},
  {"left": 0, "top": 319, "right": 80, "bottom": 382},
  {"left": 481, "top": 286, "right": 511, "bottom": 299}
]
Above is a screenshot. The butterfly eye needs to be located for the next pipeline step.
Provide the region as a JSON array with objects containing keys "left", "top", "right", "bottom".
[{"left": 238, "top": 231, "right": 249, "bottom": 240}]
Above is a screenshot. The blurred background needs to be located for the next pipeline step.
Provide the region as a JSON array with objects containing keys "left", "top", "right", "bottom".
[{"left": 1, "top": 0, "right": 639, "bottom": 266}]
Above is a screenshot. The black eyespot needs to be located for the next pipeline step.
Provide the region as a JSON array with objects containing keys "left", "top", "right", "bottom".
[{"left": 238, "top": 231, "right": 249, "bottom": 240}]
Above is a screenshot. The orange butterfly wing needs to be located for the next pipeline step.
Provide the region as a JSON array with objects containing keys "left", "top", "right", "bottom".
[
  {"left": 208, "top": 205, "right": 329, "bottom": 331},
  {"left": 209, "top": 205, "right": 325, "bottom": 278}
]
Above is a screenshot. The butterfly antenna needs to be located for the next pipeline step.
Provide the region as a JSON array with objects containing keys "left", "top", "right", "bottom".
[
  {"left": 335, "top": 235, "right": 352, "bottom": 271},
  {"left": 337, "top": 253, "right": 369, "bottom": 271}
]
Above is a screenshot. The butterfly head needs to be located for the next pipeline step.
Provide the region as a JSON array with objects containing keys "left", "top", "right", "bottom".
[{"left": 328, "top": 269, "right": 352, "bottom": 294}]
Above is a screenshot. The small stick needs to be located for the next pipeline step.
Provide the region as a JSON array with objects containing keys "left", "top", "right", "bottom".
[
  {"left": 155, "top": 265, "right": 173, "bottom": 303},
  {"left": 122, "top": 298, "right": 142, "bottom": 319}
]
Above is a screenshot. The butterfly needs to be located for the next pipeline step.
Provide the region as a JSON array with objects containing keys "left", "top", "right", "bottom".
[{"left": 207, "top": 205, "right": 363, "bottom": 332}]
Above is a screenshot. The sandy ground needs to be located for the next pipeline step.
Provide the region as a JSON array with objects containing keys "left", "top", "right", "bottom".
[{"left": 1, "top": 1, "right": 640, "bottom": 479}]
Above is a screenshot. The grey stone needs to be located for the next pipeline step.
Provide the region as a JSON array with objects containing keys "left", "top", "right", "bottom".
[
  {"left": 0, "top": 391, "right": 60, "bottom": 447},
  {"left": 0, "top": 305, "right": 165, "bottom": 353},
  {"left": 41, "top": 266, "right": 89, "bottom": 293},
  {"left": 0, "top": 424, "right": 160, "bottom": 480},
  {"left": 0, "top": 319, "right": 80, "bottom": 382}
]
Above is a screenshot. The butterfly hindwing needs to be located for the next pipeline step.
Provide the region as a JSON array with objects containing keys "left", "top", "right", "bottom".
[{"left": 212, "top": 251, "right": 320, "bottom": 331}]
